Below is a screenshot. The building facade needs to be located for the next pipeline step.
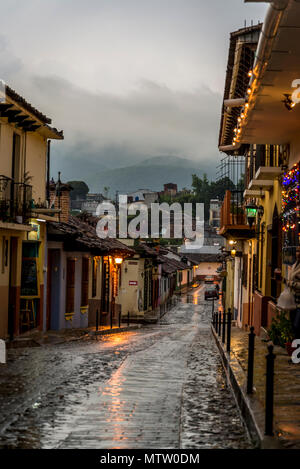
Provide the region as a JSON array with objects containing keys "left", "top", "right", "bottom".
[
  {"left": 219, "top": 2, "right": 300, "bottom": 335},
  {"left": 0, "top": 85, "right": 63, "bottom": 340}
]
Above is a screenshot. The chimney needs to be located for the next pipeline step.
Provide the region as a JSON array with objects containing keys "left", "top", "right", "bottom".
[{"left": 49, "top": 174, "right": 72, "bottom": 223}]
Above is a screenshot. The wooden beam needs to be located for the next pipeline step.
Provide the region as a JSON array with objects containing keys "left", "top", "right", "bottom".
[
  {"left": 26, "top": 125, "right": 41, "bottom": 132},
  {"left": 0, "top": 103, "right": 13, "bottom": 113},
  {"left": 12, "top": 115, "right": 29, "bottom": 124},
  {"left": 17, "top": 119, "right": 36, "bottom": 129}
]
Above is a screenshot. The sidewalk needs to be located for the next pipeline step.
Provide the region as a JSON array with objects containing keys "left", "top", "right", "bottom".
[
  {"left": 213, "top": 325, "right": 300, "bottom": 449},
  {"left": 7, "top": 324, "right": 143, "bottom": 348}
]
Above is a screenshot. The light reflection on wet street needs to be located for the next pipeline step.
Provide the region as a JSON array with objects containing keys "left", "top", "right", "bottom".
[{"left": 0, "top": 286, "right": 253, "bottom": 449}]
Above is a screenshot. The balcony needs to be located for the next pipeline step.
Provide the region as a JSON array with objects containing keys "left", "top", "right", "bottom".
[
  {"left": 220, "top": 190, "right": 254, "bottom": 239},
  {"left": 0, "top": 175, "right": 32, "bottom": 225},
  {"left": 244, "top": 145, "right": 283, "bottom": 198}
]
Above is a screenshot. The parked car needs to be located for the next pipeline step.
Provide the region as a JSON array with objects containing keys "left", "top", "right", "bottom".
[
  {"left": 205, "top": 285, "right": 219, "bottom": 301},
  {"left": 204, "top": 276, "right": 214, "bottom": 284}
]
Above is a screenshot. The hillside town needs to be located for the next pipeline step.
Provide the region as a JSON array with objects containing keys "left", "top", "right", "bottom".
[{"left": 2, "top": 0, "right": 300, "bottom": 455}]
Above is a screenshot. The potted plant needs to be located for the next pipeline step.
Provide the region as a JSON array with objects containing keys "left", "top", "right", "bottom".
[
  {"left": 282, "top": 326, "right": 296, "bottom": 356},
  {"left": 268, "top": 310, "right": 295, "bottom": 355}
]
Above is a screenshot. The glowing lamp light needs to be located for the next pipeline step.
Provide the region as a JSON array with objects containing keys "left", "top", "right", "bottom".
[
  {"left": 246, "top": 202, "right": 258, "bottom": 229},
  {"left": 248, "top": 70, "right": 253, "bottom": 77},
  {"left": 247, "top": 88, "right": 251, "bottom": 95},
  {"left": 115, "top": 257, "right": 123, "bottom": 265},
  {"left": 231, "top": 249, "right": 237, "bottom": 257}
]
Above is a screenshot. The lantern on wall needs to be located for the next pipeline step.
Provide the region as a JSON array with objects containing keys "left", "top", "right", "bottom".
[{"left": 245, "top": 202, "right": 258, "bottom": 228}]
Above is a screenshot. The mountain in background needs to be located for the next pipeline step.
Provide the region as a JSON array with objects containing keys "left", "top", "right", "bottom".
[{"left": 87, "top": 156, "right": 215, "bottom": 195}]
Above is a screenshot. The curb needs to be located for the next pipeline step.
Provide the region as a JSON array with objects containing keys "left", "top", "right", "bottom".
[
  {"left": 88, "top": 324, "right": 143, "bottom": 337},
  {"left": 211, "top": 326, "right": 282, "bottom": 449}
]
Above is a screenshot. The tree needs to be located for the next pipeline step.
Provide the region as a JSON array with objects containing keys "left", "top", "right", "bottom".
[{"left": 68, "top": 181, "right": 89, "bottom": 201}]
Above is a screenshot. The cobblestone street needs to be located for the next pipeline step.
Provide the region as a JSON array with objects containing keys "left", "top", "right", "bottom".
[{"left": 0, "top": 286, "right": 252, "bottom": 449}]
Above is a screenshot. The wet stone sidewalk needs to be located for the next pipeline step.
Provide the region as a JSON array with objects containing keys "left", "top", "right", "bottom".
[
  {"left": 230, "top": 327, "right": 300, "bottom": 449},
  {"left": 0, "top": 288, "right": 253, "bottom": 449}
]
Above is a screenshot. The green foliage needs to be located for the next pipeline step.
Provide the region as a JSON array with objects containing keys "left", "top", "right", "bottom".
[
  {"left": 268, "top": 310, "right": 294, "bottom": 347},
  {"left": 68, "top": 181, "right": 89, "bottom": 200},
  {"left": 159, "top": 174, "right": 236, "bottom": 220}
]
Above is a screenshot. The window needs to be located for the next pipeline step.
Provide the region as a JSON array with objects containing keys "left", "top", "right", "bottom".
[
  {"left": 92, "top": 258, "right": 97, "bottom": 298},
  {"left": 242, "top": 255, "right": 248, "bottom": 288},
  {"left": 81, "top": 258, "right": 89, "bottom": 306}
]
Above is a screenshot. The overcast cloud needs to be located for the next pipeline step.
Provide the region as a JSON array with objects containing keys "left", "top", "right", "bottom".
[{"left": 0, "top": 0, "right": 267, "bottom": 186}]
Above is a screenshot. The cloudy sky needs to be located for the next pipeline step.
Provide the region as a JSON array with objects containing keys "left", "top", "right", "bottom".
[{"left": 0, "top": 0, "right": 267, "bottom": 187}]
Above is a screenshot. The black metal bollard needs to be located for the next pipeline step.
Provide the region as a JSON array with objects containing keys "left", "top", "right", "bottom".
[
  {"left": 222, "top": 311, "right": 226, "bottom": 344},
  {"left": 212, "top": 312, "right": 216, "bottom": 330},
  {"left": 227, "top": 309, "right": 232, "bottom": 353},
  {"left": 247, "top": 327, "right": 256, "bottom": 395},
  {"left": 110, "top": 309, "right": 113, "bottom": 330},
  {"left": 265, "top": 344, "right": 276, "bottom": 436},
  {"left": 128, "top": 311, "right": 130, "bottom": 327},
  {"left": 119, "top": 311, "right": 121, "bottom": 328},
  {"left": 218, "top": 312, "right": 222, "bottom": 337},
  {"left": 96, "top": 309, "right": 99, "bottom": 332}
]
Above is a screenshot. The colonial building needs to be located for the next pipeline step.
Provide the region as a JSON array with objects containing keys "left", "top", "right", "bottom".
[
  {"left": 47, "top": 184, "right": 134, "bottom": 330},
  {"left": 219, "top": 1, "right": 300, "bottom": 334},
  {"left": 0, "top": 85, "right": 63, "bottom": 340}
]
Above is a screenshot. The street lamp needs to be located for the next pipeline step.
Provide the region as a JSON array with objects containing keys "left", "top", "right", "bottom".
[
  {"left": 114, "top": 257, "right": 123, "bottom": 265},
  {"left": 246, "top": 202, "right": 258, "bottom": 228}
]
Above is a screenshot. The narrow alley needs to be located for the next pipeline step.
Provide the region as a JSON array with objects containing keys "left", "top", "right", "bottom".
[{"left": 0, "top": 287, "right": 252, "bottom": 449}]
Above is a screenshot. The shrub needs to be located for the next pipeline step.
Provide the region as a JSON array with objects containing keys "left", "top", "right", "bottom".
[{"left": 268, "top": 310, "right": 294, "bottom": 347}]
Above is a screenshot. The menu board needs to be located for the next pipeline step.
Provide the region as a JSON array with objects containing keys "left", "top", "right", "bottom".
[{"left": 21, "top": 258, "right": 38, "bottom": 297}]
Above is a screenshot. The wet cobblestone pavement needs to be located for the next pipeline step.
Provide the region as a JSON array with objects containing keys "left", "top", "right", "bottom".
[{"left": 0, "top": 287, "right": 253, "bottom": 449}]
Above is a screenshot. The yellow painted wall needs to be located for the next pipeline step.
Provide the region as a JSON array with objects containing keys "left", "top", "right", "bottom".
[
  {"left": 0, "top": 120, "right": 48, "bottom": 205},
  {"left": 225, "top": 258, "right": 234, "bottom": 313},
  {"left": 26, "top": 133, "right": 48, "bottom": 203}
]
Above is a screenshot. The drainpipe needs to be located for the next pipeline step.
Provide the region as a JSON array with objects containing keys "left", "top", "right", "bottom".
[
  {"left": 220, "top": 0, "right": 289, "bottom": 152},
  {"left": 223, "top": 0, "right": 290, "bottom": 149},
  {"left": 246, "top": 0, "right": 289, "bottom": 90}
]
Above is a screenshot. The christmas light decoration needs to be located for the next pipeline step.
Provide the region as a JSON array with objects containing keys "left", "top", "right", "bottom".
[{"left": 282, "top": 163, "right": 300, "bottom": 235}]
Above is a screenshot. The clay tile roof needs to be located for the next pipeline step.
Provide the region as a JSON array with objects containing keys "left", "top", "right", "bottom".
[
  {"left": 158, "top": 255, "right": 189, "bottom": 274},
  {"left": 49, "top": 215, "right": 134, "bottom": 256},
  {"left": 6, "top": 85, "right": 52, "bottom": 124}
]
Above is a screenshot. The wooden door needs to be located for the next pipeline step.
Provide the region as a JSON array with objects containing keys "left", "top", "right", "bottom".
[
  {"left": 66, "top": 259, "right": 75, "bottom": 314},
  {"left": 46, "top": 249, "right": 53, "bottom": 330}
]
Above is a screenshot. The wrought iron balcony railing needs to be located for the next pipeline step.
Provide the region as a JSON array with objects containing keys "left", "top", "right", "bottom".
[
  {"left": 220, "top": 190, "right": 254, "bottom": 239},
  {"left": 220, "top": 190, "right": 247, "bottom": 228},
  {"left": 0, "top": 175, "right": 32, "bottom": 224},
  {"left": 245, "top": 145, "right": 283, "bottom": 188}
]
